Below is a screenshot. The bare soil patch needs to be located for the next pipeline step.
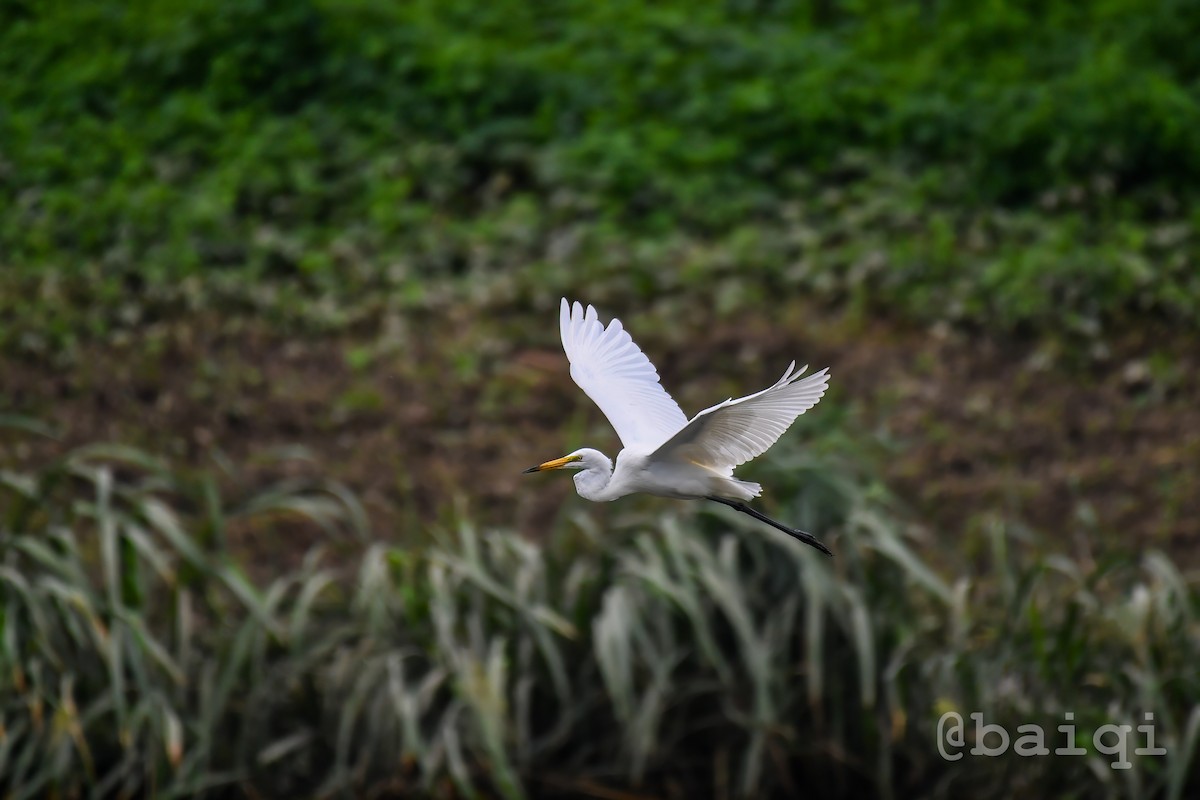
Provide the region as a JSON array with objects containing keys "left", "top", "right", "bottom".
[{"left": 4, "top": 300, "right": 1196, "bottom": 566}]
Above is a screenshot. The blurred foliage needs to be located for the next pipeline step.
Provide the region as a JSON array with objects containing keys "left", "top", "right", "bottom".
[
  {"left": 3, "top": 159, "right": 1198, "bottom": 361},
  {"left": 1, "top": 425, "right": 1198, "bottom": 798},
  {"left": 2, "top": 0, "right": 1200, "bottom": 356}
]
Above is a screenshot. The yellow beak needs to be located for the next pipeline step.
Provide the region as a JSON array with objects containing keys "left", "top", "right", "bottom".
[{"left": 522, "top": 454, "right": 581, "bottom": 473}]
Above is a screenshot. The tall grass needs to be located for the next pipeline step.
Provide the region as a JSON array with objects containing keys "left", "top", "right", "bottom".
[
  {"left": 1, "top": 424, "right": 1197, "bottom": 798},
  {"left": 0, "top": 422, "right": 367, "bottom": 797}
]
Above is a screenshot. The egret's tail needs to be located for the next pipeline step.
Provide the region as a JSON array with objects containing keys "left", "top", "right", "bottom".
[
  {"left": 727, "top": 479, "right": 762, "bottom": 500},
  {"left": 690, "top": 460, "right": 761, "bottom": 501}
]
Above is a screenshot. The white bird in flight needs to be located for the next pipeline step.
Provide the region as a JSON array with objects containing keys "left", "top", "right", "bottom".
[{"left": 525, "top": 299, "right": 833, "bottom": 556}]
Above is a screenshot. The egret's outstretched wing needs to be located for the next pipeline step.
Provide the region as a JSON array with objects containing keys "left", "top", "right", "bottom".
[
  {"left": 559, "top": 299, "right": 688, "bottom": 450},
  {"left": 651, "top": 362, "right": 829, "bottom": 470}
]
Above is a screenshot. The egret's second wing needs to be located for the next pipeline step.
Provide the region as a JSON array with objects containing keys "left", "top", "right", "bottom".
[
  {"left": 652, "top": 362, "right": 830, "bottom": 470},
  {"left": 559, "top": 299, "right": 688, "bottom": 450}
]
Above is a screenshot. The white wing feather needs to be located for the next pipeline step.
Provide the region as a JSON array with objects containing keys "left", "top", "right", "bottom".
[
  {"left": 559, "top": 298, "right": 688, "bottom": 450},
  {"left": 652, "top": 362, "right": 830, "bottom": 471}
]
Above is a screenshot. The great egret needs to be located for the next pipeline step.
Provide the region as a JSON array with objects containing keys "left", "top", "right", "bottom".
[{"left": 525, "top": 299, "right": 833, "bottom": 556}]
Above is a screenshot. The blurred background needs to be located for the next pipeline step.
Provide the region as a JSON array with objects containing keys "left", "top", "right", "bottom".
[{"left": 1, "top": 1, "right": 1198, "bottom": 797}]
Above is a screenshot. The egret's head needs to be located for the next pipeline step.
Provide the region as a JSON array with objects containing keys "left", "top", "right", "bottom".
[{"left": 522, "top": 449, "right": 588, "bottom": 474}]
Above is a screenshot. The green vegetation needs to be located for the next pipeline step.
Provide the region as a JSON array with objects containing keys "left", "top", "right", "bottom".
[
  {"left": 3, "top": 0, "right": 1200, "bottom": 357},
  {"left": 3, "top": 426, "right": 1197, "bottom": 798}
]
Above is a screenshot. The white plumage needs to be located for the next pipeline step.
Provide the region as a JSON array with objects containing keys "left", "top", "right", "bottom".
[
  {"left": 526, "top": 298, "right": 834, "bottom": 555},
  {"left": 558, "top": 299, "right": 687, "bottom": 452}
]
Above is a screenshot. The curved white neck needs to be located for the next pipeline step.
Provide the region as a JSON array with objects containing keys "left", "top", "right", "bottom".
[{"left": 573, "top": 452, "right": 617, "bottom": 501}]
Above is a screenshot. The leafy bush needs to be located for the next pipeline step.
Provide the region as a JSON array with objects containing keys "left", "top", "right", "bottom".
[
  {"left": 5, "top": 155, "right": 1196, "bottom": 362},
  {"left": 4, "top": 1, "right": 1199, "bottom": 359},
  {"left": 4, "top": 0, "right": 1200, "bottom": 263}
]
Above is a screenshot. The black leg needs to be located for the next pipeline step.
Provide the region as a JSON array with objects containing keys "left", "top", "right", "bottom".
[{"left": 706, "top": 496, "right": 833, "bottom": 557}]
